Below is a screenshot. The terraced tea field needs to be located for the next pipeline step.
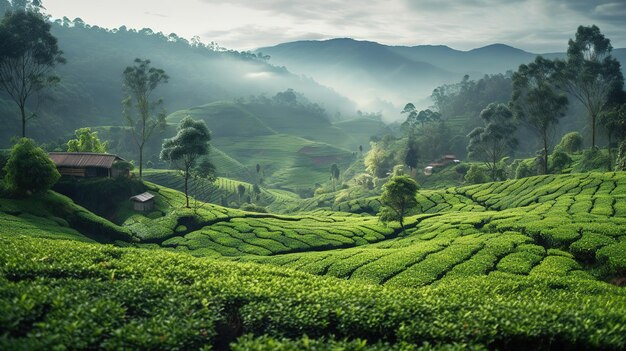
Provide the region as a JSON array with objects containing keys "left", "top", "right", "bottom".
[
  {"left": 2, "top": 172, "right": 626, "bottom": 350},
  {"left": 237, "top": 172, "right": 626, "bottom": 286}
]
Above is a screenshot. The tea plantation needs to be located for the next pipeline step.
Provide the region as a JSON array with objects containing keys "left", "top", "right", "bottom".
[{"left": 1, "top": 172, "right": 626, "bottom": 349}]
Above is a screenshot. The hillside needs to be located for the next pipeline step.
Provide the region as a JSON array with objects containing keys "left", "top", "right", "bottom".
[
  {"left": 258, "top": 38, "right": 626, "bottom": 115},
  {"left": 1, "top": 172, "right": 626, "bottom": 349},
  {"left": 165, "top": 100, "right": 378, "bottom": 191},
  {"left": 0, "top": 20, "right": 355, "bottom": 146}
]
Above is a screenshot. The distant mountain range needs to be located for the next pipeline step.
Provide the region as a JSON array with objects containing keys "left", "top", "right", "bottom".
[{"left": 257, "top": 38, "right": 626, "bottom": 119}]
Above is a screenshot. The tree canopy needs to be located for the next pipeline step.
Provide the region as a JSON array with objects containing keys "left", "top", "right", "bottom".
[
  {"left": 123, "top": 58, "right": 168, "bottom": 178},
  {"left": 512, "top": 56, "right": 568, "bottom": 174},
  {"left": 555, "top": 25, "right": 624, "bottom": 147},
  {"left": 3, "top": 138, "right": 60, "bottom": 195},
  {"left": 0, "top": 9, "right": 65, "bottom": 137},
  {"left": 66, "top": 127, "right": 108, "bottom": 153},
  {"left": 160, "top": 116, "right": 212, "bottom": 208},
  {"left": 379, "top": 175, "right": 419, "bottom": 233},
  {"left": 467, "top": 103, "right": 517, "bottom": 181}
]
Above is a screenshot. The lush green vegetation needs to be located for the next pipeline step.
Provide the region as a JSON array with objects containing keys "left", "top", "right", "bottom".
[{"left": 2, "top": 233, "right": 626, "bottom": 350}]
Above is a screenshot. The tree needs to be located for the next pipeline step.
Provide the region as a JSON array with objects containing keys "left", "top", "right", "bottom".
[
  {"left": 123, "top": 58, "right": 169, "bottom": 178},
  {"left": 464, "top": 164, "right": 489, "bottom": 184},
  {"left": 378, "top": 175, "right": 418, "bottom": 234},
  {"left": 330, "top": 163, "right": 340, "bottom": 190},
  {"left": 467, "top": 103, "right": 517, "bottom": 180},
  {"left": 237, "top": 184, "right": 246, "bottom": 204},
  {"left": 555, "top": 25, "right": 624, "bottom": 147},
  {"left": 252, "top": 183, "right": 261, "bottom": 203},
  {"left": 160, "top": 116, "right": 211, "bottom": 208},
  {"left": 599, "top": 103, "right": 626, "bottom": 169},
  {"left": 404, "top": 133, "right": 419, "bottom": 171},
  {"left": 66, "top": 127, "right": 108, "bottom": 153},
  {"left": 401, "top": 104, "right": 441, "bottom": 130},
  {"left": 3, "top": 138, "right": 60, "bottom": 195},
  {"left": 512, "top": 56, "right": 568, "bottom": 174},
  {"left": 0, "top": 9, "right": 65, "bottom": 137}
]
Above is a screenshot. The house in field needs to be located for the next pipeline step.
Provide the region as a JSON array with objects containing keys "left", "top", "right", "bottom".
[
  {"left": 49, "top": 152, "right": 129, "bottom": 178},
  {"left": 129, "top": 192, "right": 155, "bottom": 212}
]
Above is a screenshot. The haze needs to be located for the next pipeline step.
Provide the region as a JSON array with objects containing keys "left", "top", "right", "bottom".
[{"left": 43, "top": 0, "right": 626, "bottom": 52}]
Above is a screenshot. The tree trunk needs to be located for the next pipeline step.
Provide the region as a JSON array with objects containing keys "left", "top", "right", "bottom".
[
  {"left": 399, "top": 217, "right": 405, "bottom": 234},
  {"left": 591, "top": 113, "right": 596, "bottom": 148},
  {"left": 138, "top": 144, "right": 144, "bottom": 178},
  {"left": 184, "top": 170, "right": 189, "bottom": 208},
  {"left": 20, "top": 103, "right": 26, "bottom": 138},
  {"left": 542, "top": 132, "right": 549, "bottom": 175},
  {"left": 608, "top": 132, "right": 613, "bottom": 172}
]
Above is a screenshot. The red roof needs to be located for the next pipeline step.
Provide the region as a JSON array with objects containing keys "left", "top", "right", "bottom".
[{"left": 49, "top": 152, "right": 124, "bottom": 169}]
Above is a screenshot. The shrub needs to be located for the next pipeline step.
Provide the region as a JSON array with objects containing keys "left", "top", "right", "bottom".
[
  {"left": 616, "top": 139, "right": 626, "bottom": 171},
  {"left": 556, "top": 132, "right": 583, "bottom": 153},
  {"left": 549, "top": 150, "right": 572, "bottom": 173},
  {"left": 578, "top": 148, "right": 609, "bottom": 171},
  {"left": 240, "top": 204, "right": 268, "bottom": 213},
  {"left": 3, "top": 138, "right": 60, "bottom": 195},
  {"left": 464, "top": 165, "right": 488, "bottom": 184}
]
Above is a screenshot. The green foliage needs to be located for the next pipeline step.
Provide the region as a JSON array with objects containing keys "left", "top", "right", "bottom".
[
  {"left": 617, "top": 139, "right": 626, "bottom": 171},
  {"left": 122, "top": 58, "right": 168, "bottom": 177},
  {"left": 0, "top": 9, "right": 65, "bottom": 137},
  {"left": 161, "top": 116, "right": 212, "bottom": 207},
  {"left": 556, "top": 132, "right": 584, "bottom": 153},
  {"left": 549, "top": 150, "right": 572, "bottom": 173},
  {"left": 379, "top": 175, "right": 418, "bottom": 229},
  {"left": 557, "top": 25, "right": 624, "bottom": 147},
  {"left": 578, "top": 148, "right": 610, "bottom": 172},
  {"left": 464, "top": 164, "right": 488, "bottom": 184},
  {"left": 3, "top": 138, "right": 60, "bottom": 195},
  {"left": 514, "top": 161, "right": 536, "bottom": 179},
  {"left": 511, "top": 56, "right": 568, "bottom": 174},
  {"left": 467, "top": 103, "right": 517, "bottom": 181},
  {"left": 66, "top": 127, "right": 108, "bottom": 153},
  {"left": 3, "top": 235, "right": 626, "bottom": 350}
]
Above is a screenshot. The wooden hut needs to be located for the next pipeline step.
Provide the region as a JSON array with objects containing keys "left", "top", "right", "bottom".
[
  {"left": 130, "top": 192, "right": 155, "bottom": 212},
  {"left": 49, "top": 152, "right": 128, "bottom": 178}
]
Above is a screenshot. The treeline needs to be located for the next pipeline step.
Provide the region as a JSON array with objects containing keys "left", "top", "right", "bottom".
[{"left": 364, "top": 25, "right": 625, "bottom": 185}]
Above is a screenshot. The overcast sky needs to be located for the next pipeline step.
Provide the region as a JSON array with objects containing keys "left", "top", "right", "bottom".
[{"left": 43, "top": 0, "right": 626, "bottom": 53}]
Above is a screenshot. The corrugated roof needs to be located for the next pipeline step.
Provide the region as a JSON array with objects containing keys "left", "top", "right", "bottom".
[
  {"left": 49, "top": 152, "right": 124, "bottom": 169},
  {"left": 130, "top": 192, "right": 155, "bottom": 203}
]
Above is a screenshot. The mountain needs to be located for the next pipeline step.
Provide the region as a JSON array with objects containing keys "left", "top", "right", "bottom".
[
  {"left": 0, "top": 21, "right": 355, "bottom": 146},
  {"left": 257, "top": 38, "right": 458, "bottom": 118},
  {"left": 258, "top": 39, "right": 626, "bottom": 119}
]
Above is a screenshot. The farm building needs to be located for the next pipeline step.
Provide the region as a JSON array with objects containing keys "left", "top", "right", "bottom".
[
  {"left": 49, "top": 152, "right": 129, "bottom": 178},
  {"left": 129, "top": 192, "right": 155, "bottom": 212}
]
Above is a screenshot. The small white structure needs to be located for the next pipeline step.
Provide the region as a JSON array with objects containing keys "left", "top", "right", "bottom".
[{"left": 130, "top": 192, "right": 155, "bottom": 212}]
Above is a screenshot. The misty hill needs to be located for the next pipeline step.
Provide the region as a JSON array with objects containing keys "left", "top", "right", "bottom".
[
  {"left": 0, "top": 20, "right": 355, "bottom": 145},
  {"left": 164, "top": 99, "right": 388, "bottom": 191},
  {"left": 258, "top": 39, "right": 626, "bottom": 118}
]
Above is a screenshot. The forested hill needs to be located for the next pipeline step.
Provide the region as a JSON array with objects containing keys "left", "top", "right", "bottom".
[
  {"left": 258, "top": 38, "right": 626, "bottom": 115},
  {"left": 0, "top": 19, "right": 355, "bottom": 146}
]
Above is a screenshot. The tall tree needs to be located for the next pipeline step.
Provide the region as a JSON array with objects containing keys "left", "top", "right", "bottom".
[
  {"left": 555, "top": 25, "right": 624, "bottom": 147},
  {"left": 160, "top": 116, "right": 211, "bottom": 208},
  {"left": 599, "top": 103, "right": 626, "bottom": 170},
  {"left": 330, "top": 163, "right": 340, "bottom": 190},
  {"left": 512, "top": 57, "right": 568, "bottom": 174},
  {"left": 379, "top": 175, "right": 418, "bottom": 234},
  {"left": 467, "top": 103, "right": 518, "bottom": 180},
  {"left": 66, "top": 127, "right": 108, "bottom": 153},
  {"left": 404, "top": 133, "right": 419, "bottom": 172},
  {"left": 401, "top": 104, "right": 441, "bottom": 130},
  {"left": 123, "top": 58, "right": 168, "bottom": 178},
  {"left": 0, "top": 9, "right": 65, "bottom": 137}
]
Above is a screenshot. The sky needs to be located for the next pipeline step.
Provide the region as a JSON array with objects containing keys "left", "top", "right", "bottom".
[{"left": 43, "top": 0, "right": 626, "bottom": 53}]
